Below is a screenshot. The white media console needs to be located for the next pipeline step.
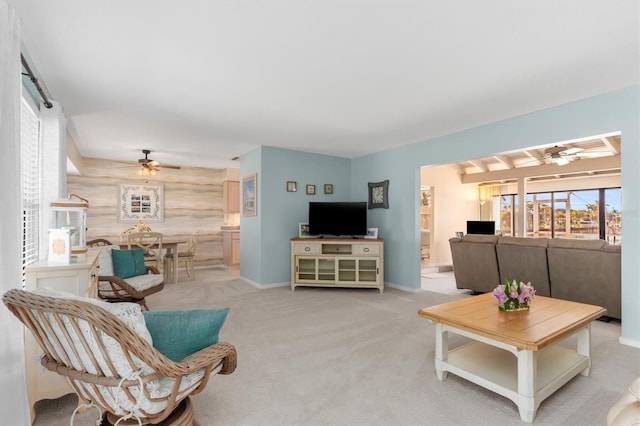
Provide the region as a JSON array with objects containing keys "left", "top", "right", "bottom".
[{"left": 290, "top": 238, "right": 384, "bottom": 293}]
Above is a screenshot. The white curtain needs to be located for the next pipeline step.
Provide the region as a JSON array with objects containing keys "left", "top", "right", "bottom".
[{"left": 0, "top": 1, "right": 30, "bottom": 424}]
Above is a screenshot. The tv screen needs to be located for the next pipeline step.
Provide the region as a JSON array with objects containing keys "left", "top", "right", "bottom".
[
  {"left": 466, "top": 220, "right": 496, "bottom": 235},
  {"left": 308, "top": 202, "right": 367, "bottom": 237}
]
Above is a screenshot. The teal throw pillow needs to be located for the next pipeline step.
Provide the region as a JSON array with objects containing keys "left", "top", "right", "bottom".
[
  {"left": 142, "top": 308, "right": 230, "bottom": 362},
  {"left": 111, "top": 248, "right": 146, "bottom": 279}
]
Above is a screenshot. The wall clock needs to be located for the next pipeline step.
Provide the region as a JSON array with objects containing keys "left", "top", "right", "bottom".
[{"left": 368, "top": 180, "right": 389, "bottom": 209}]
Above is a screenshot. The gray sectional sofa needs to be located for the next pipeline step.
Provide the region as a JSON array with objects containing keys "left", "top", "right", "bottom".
[{"left": 449, "top": 235, "right": 621, "bottom": 319}]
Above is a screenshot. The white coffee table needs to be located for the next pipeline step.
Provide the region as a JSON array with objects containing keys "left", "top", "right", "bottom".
[{"left": 418, "top": 294, "right": 606, "bottom": 422}]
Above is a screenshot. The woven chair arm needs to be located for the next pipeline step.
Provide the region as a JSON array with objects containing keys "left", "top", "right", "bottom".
[
  {"left": 178, "top": 342, "right": 237, "bottom": 375},
  {"left": 146, "top": 266, "right": 160, "bottom": 274}
]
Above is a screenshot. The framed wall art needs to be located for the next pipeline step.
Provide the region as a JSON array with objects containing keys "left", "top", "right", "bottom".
[
  {"left": 324, "top": 184, "right": 333, "bottom": 194},
  {"left": 286, "top": 181, "right": 297, "bottom": 192},
  {"left": 118, "top": 182, "right": 164, "bottom": 222},
  {"left": 243, "top": 173, "right": 257, "bottom": 216},
  {"left": 368, "top": 179, "right": 389, "bottom": 209},
  {"left": 306, "top": 184, "right": 316, "bottom": 195}
]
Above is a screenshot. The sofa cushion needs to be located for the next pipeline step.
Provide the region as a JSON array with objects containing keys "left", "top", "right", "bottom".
[
  {"left": 112, "top": 248, "right": 146, "bottom": 279},
  {"left": 142, "top": 308, "right": 229, "bottom": 362},
  {"left": 498, "top": 236, "right": 548, "bottom": 248},
  {"left": 461, "top": 234, "right": 499, "bottom": 244},
  {"left": 547, "top": 238, "right": 606, "bottom": 250},
  {"left": 449, "top": 237, "right": 500, "bottom": 292},
  {"left": 604, "top": 244, "right": 622, "bottom": 253},
  {"left": 496, "top": 237, "right": 551, "bottom": 297},
  {"left": 547, "top": 243, "right": 621, "bottom": 318}
]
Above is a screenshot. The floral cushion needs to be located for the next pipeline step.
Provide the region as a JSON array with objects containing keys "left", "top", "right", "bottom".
[{"left": 96, "top": 245, "right": 117, "bottom": 276}]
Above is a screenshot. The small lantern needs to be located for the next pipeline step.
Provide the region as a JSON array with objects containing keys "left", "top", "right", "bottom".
[{"left": 50, "top": 194, "right": 89, "bottom": 255}]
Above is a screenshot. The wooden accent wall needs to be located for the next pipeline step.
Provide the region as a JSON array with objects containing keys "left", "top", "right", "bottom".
[{"left": 67, "top": 157, "right": 231, "bottom": 267}]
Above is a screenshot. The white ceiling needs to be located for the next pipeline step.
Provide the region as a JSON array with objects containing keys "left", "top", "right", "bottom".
[{"left": 10, "top": 1, "right": 640, "bottom": 170}]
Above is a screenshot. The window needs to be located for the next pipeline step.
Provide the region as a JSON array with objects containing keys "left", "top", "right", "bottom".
[
  {"left": 499, "top": 195, "right": 513, "bottom": 236},
  {"left": 605, "top": 188, "right": 622, "bottom": 244},
  {"left": 497, "top": 187, "right": 621, "bottom": 244},
  {"left": 21, "top": 96, "right": 40, "bottom": 277}
]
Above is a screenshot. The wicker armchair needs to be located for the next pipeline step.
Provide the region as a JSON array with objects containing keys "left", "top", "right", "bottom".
[
  {"left": 87, "top": 238, "right": 114, "bottom": 247},
  {"left": 95, "top": 245, "right": 165, "bottom": 311},
  {"left": 3, "top": 288, "right": 237, "bottom": 425},
  {"left": 98, "top": 266, "right": 164, "bottom": 311}
]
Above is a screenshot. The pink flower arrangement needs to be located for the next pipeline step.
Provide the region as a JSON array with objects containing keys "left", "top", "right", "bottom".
[{"left": 493, "top": 279, "right": 535, "bottom": 311}]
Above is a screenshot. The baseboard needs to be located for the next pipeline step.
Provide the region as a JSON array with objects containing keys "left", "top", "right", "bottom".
[
  {"left": 243, "top": 278, "right": 289, "bottom": 290},
  {"left": 384, "top": 282, "right": 422, "bottom": 293},
  {"left": 619, "top": 336, "right": 640, "bottom": 348}
]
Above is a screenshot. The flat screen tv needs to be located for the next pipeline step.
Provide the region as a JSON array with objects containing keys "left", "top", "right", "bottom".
[
  {"left": 308, "top": 202, "right": 367, "bottom": 237},
  {"left": 466, "top": 220, "right": 496, "bottom": 235}
]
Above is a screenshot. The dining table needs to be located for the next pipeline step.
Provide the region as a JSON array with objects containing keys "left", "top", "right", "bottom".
[{"left": 118, "top": 238, "right": 185, "bottom": 284}]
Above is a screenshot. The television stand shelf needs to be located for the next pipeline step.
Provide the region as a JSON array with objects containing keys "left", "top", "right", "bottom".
[{"left": 290, "top": 238, "right": 384, "bottom": 293}]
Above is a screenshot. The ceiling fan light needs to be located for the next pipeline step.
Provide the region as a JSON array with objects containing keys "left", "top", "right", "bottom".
[{"left": 553, "top": 157, "right": 570, "bottom": 166}]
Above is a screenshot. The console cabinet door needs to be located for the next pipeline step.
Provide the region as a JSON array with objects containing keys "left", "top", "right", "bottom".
[
  {"left": 337, "top": 257, "right": 379, "bottom": 284},
  {"left": 295, "top": 257, "right": 338, "bottom": 282}
]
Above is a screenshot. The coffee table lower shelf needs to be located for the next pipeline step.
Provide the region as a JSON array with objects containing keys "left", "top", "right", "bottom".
[{"left": 440, "top": 338, "right": 590, "bottom": 422}]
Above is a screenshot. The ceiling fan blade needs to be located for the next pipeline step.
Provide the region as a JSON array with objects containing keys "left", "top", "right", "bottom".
[
  {"left": 575, "top": 151, "right": 612, "bottom": 157},
  {"left": 562, "top": 147, "right": 584, "bottom": 155},
  {"left": 157, "top": 164, "right": 181, "bottom": 169}
]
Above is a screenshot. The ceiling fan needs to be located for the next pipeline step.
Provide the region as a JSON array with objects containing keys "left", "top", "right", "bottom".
[
  {"left": 542, "top": 145, "right": 609, "bottom": 166},
  {"left": 135, "top": 149, "right": 181, "bottom": 176}
]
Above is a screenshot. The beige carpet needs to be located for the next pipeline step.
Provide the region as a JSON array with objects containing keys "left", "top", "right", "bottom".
[{"left": 33, "top": 268, "right": 638, "bottom": 426}]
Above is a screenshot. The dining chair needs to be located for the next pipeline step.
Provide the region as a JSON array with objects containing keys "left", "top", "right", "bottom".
[
  {"left": 127, "top": 232, "right": 164, "bottom": 270},
  {"left": 164, "top": 232, "right": 199, "bottom": 280}
]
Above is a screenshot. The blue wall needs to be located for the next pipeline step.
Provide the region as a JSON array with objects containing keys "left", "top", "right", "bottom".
[
  {"left": 242, "top": 86, "right": 640, "bottom": 346},
  {"left": 241, "top": 146, "right": 350, "bottom": 285}
]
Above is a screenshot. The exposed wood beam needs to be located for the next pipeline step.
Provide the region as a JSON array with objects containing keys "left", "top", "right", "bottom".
[
  {"left": 461, "top": 155, "right": 620, "bottom": 184},
  {"left": 494, "top": 155, "right": 515, "bottom": 169},
  {"left": 600, "top": 136, "right": 621, "bottom": 154},
  {"left": 523, "top": 150, "right": 544, "bottom": 165},
  {"left": 449, "top": 163, "right": 467, "bottom": 175},
  {"left": 468, "top": 159, "right": 489, "bottom": 172}
]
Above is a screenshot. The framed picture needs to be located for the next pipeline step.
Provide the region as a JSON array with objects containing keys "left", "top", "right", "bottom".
[
  {"left": 324, "top": 184, "right": 333, "bottom": 194},
  {"left": 365, "top": 227, "right": 379, "bottom": 239},
  {"left": 48, "top": 228, "right": 71, "bottom": 264},
  {"left": 286, "top": 181, "right": 297, "bottom": 192},
  {"left": 118, "top": 182, "right": 163, "bottom": 222},
  {"left": 243, "top": 173, "right": 257, "bottom": 216},
  {"left": 368, "top": 179, "right": 389, "bottom": 209},
  {"left": 299, "top": 223, "right": 311, "bottom": 238},
  {"left": 306, "top": 184, "right": 316, "bottom": 195}
]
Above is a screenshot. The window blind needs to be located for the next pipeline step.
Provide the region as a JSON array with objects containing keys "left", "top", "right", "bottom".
[{"left": 21, "top": 96, "right": 40, "bottom": 278}]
